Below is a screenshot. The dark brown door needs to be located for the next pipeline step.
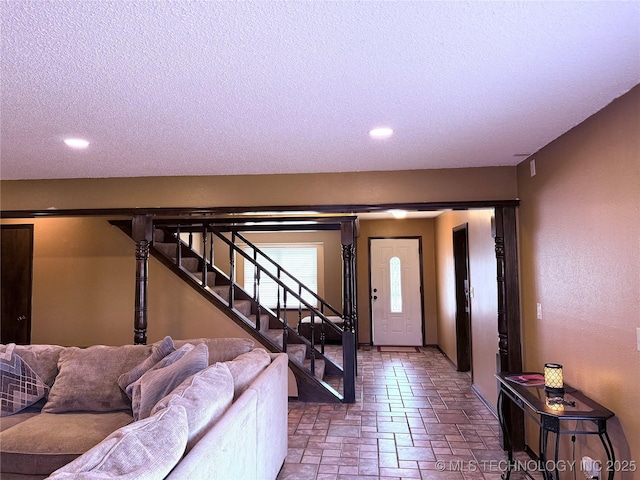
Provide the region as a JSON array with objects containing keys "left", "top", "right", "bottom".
[
  {"left": 453, "top": 223, "right": 471, "bottom": 372},
  {"left": 1, "top": 225, "right": 33, "bottom": 344}
]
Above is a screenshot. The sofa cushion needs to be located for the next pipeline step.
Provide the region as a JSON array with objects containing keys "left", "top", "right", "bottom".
[
  {"left": 173, "top": 337, "right": 254, "bottom": 364},
  {"left": 223, "top": 348, "right": 271, "bottom": 400},
  {"left": 47, "top": 405, "right": 188, "bottom": 480},
  {"left": 0, "top": 411, "right": 133, "bottom": 475},
  {"left": 0, "top": 344, "right": 49, "bottom": 416},
  {"left": 43, "top": 344, "right": 153, "bottom": 414},
  {"left": 150, "top": 362, "right": 234, "bottom": 451},
  {"left": 117, "top": 336, "right": 175, "bottom": 393},
  {"left": 0, "top": 404, "right": 42, "bottom": 432},
  {"left": 0, "top": 344, "right": 65, "bottom": 388},
  {"left": 128, "top": 343, "right": 209, "bottom": 420}
]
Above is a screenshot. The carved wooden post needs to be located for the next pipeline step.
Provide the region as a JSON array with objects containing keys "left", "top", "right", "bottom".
[
  {"left": 494, "top": 206, "right": 524, "bottom": 449},
  {"left": 132, "top": 214, "right": 153, "bottom": 345},
  {"left": 341, "top": 220, "right": 357, "bottom": 403}
]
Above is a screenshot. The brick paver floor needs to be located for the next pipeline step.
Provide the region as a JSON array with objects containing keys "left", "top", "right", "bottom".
[{"left": 277, "top": 346, "right": 535, "bottom": 480}]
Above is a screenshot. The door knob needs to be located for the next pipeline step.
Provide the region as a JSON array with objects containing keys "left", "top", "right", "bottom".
[{"left": 17, "top": 315, "right": 26, "bottom": 322}]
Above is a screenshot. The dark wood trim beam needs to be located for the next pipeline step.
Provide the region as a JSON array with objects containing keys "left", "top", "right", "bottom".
[{"left": 1, "top": 199, "right": 519, "bottom": 219}]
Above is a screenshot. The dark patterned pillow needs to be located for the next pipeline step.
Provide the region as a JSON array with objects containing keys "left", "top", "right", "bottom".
[{"left": 0, "top": 343, "right": 49, "bottom": 416}]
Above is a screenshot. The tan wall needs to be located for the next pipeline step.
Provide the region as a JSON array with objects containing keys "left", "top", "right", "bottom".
[
  {"left": 517, "top": 85, "right": 639, "bottom": 474},
  {"left": 434, "top": 209, "right": 499, "bottom": 409},
  {"left": 356, "top": 218, "right": 438, "bottom": 346},
  {"left": 0, "top": 167, "right": 517, "bottom": 211}
]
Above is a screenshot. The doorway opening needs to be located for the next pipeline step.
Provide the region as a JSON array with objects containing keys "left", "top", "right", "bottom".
[
  {"left": 1, "top": 224, "right": 34, "bottom": 344},
  {"left": 453, "top": 223, "right": 471, "bottom": 373}
]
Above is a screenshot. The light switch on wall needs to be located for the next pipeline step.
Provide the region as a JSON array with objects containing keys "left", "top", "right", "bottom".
[{"left": 536, "top": 303, "right": 542, "bottom": 320}]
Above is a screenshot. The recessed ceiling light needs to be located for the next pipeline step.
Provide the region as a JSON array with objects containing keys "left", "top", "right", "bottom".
[
  {"left": 369, "top": 127, "right": 394, "bottom": 139},
  {"left": 64, "top": 138, "right": 90, "bottom": 149}
]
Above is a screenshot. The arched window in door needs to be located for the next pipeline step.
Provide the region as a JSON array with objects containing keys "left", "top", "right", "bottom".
[{"left": 389, "top": 256, "right": 402, "bottom": 313}]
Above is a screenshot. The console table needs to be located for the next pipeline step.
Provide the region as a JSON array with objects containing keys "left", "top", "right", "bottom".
[{"left": 495, "top": 372, "right": 615, "bottom": 480}]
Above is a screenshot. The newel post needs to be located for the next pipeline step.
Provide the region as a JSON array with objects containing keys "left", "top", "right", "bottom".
[
  {"left": 341, "top": 219, "right": 357, "bottom": 403},
  {"left": 132, "top": 214, "right": 153, "bottom": 345},
  {"left": 494, "top": 206, "right": 524, "bottom": 449}
]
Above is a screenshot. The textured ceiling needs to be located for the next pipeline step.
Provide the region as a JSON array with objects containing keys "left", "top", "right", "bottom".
[{"left": 1, "top": 1, "right": 638, "bottom": 180}]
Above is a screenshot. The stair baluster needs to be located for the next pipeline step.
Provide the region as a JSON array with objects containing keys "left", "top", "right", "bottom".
[
  {"left": 282, "top": 289, "right": 288, "bottom": 353},
  {"left": 175, "top": 224, "right": 182, "bottom": 267},
  {"left": 255, "top": 267, "right": 261, "bottom": 332},
  {"left": 201, "top": 225, "right": 208, "bottom": 287},
  {"left": 229, "top": 231, "right": 235, "bottom": 308}
]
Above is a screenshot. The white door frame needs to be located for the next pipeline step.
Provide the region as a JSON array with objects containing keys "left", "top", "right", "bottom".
[{"left": 368, "top": 237, "right": 425, "bottom": 346}]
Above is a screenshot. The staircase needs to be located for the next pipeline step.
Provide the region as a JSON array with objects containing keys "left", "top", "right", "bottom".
[{"left": 114, "top": 219, "right": 354, "bottom": 403}]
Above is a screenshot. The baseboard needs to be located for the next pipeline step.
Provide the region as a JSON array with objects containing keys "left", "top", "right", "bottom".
[
  {"left": 471, "top": 384, "right": 498, "bottom": 418},
  {"left": 435, "top": 345, "right": 458, "bottom": 370}
]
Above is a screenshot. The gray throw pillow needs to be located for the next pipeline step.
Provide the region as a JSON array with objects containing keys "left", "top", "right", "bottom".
[
  {"left": 128, "top": 343, "right": 209, "bottom": 420},
  {"left": 0, "top": 344, "right": 49, "bottom": 416},
  {"left": 47, "top": 405, "right": 189, "bottom": 480},
  {"left": 223, "top": 348, "right": 271, "bottom": 400},
  {"left": 43, "top": 344, "right": 153, "bottom": 414},
  {"left": 117, "top": 336, "right": 175, "bottom": 394},
  {"left": 150, "top": 362, "right": 234, "bottom": 452}
]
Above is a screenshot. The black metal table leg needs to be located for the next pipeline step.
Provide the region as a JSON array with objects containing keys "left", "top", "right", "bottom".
[{"left": 498, "top": 389, "right": 513, "bottom": 480}]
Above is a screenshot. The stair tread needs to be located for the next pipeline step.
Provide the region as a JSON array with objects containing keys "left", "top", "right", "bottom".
[
  {"left": 286, "top": 344, "right": 306, "bottom": 364},
  {"left": 302, "top": 357, "right": 325, "bottom": 380}
]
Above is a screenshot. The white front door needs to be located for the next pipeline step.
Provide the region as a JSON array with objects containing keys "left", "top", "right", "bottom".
[{"left": 370, "top": 238, "right": 422, "bottom": 346}]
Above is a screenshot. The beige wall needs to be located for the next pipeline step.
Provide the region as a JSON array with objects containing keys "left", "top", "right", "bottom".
[
  {"left": 0, "top": 217, "right": 251, "bottom": 346},
  {"left": 517, "top": 85, "right": 639, "bottom": 475},
  {"left": 0, "top": 167, "right": 517, "bottom": 211},
  {"left": 356, "top": 218, "right": 438, "bottom": 346},
  {"left": 434, "top": 209, "right": 499, "bottom": 409}
]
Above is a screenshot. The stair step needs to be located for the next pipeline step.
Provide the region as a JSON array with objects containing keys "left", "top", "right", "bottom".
[
  {"left": 265, "top": 329, "right": 284, "bottom": 348},
  {"left": 211, "top": 285, "right": 230, "bottom": 301},
  {"left": 245, "top": 315, "right": 271, "bottom": 334},
  {"left": 154, "top": 242, "right": 177, "bottom": 258},
  {"left": 191, "top": 271, "right": 216, "bottom": 287},
  {"left": 234, "top": 300, "right": 252, "bottom": 316},
  {"left": 303, "top": 357, "right": 325, "bottom": 380},
  {"left": 181, "top": 257, "right": 200, "bottom": 273},
  {"left": 154, "top": 228, "right": 166, "bottom": 243},
  {"left": 286, "top": 344, "right": 306, "bottom": 364}
]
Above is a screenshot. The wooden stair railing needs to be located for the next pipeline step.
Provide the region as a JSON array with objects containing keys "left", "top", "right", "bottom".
[{"left": 112, "top": 217, "right": 357, "bottom": 403}]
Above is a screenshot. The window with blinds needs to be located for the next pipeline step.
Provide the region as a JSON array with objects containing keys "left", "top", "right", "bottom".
[{"left": 243, "top": 244, "right": 320, "bottom": 308}]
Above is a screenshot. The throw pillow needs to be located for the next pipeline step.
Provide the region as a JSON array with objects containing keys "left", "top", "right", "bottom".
[
  {"left": 47, "top": 405, "right": 189, "bottom": 480},
  {"left": 43, "top": 344, "right": 153, "bottom": 414},
  {"left": 0, "top": 344, "right": 65, "bottom": 387},
  {"left": 0, "top": 344, "right": 49, "bottom": 417},
  {"left": 128, "top": 343, "right": 209, "bottom": 420},
  {"left": 150, "top": 362, "right": 234, "bottom": 451},
  {"left": 173, "top": 337, "right": 254, "bottom": 364},
  {"left": 223, "top": 348, "right": 271, "bottom": 400},
  {"left": 117, "top": 336, "right": 175, "bottom": 394}
]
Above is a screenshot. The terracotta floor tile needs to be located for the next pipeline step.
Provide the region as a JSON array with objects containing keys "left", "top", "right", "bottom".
[{"left": 278, "top": 347, "right": 525, "bottom": 480}]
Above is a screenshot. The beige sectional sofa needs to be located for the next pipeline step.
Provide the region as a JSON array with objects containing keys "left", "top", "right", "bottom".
[{"left": 0, "top": 337, "right": 288, "bottom": 479}]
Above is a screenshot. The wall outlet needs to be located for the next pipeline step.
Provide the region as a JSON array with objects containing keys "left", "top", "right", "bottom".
[{"left": 536, "top": 303, "right": 542, "bottom": 320}]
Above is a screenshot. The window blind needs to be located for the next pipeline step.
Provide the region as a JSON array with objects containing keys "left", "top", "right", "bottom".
[{"left": 243, "top": 245, "right": 318, "bottom": 308}]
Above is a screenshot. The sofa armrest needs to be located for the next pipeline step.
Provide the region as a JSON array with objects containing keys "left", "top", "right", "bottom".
[
  {"left": 165, "top": 388, "right": 258, "bottom": 480},
  {"left": 248, "top": 353, "right": 288, "bottom": 480}
]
